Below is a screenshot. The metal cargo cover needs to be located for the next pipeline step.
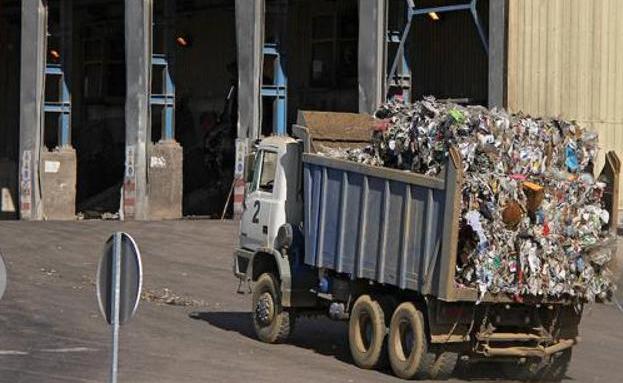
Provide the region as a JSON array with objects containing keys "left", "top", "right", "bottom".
[{"left": 303, "top": 154, "right": 448, "bottom": 294}]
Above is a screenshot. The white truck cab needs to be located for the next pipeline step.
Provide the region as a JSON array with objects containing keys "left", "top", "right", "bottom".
[{"left": 238, "top": 135, "right": 302, "bottom": 253}]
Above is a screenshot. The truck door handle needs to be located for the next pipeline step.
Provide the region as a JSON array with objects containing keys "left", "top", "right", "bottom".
[{"left": 262, "top": 226, "right": 268, "bottom": 234}]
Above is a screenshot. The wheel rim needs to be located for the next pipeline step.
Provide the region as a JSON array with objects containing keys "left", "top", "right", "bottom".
[
  {"left": 358, "top": 312, "right": 373, "bottom": 351},
  {"left": 255, "top": 291, "right": 275, "bottom": 326},
  {"left": 395, "top": 318, "right": 414, "bottom": 361}
]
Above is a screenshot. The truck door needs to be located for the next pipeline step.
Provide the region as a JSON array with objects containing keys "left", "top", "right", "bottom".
[{"left": 240, "top": 149, "right": 279, "bottom": 250}]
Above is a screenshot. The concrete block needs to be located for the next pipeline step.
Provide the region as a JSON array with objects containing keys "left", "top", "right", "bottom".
[
  {"left": 148, "top": 140, "right": 182, "bottom": 219},
  {"left": 0, "top": 159, "right": 18, "bottom": 220},
  {"left": 40, "top": 148, "right": 77, "bottom": 220}
]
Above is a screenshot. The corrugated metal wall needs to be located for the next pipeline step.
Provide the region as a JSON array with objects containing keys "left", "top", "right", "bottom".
[{"left": 507, "top": 0, "right": 623, "bottom": 207}]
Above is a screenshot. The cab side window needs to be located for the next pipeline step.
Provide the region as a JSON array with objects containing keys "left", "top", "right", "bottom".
[
  {"left": 259, "top": 151, "right": 277, "bottom": 193},
  {"left": 250, "top": 150, "right": 277, "bottom": 194}
]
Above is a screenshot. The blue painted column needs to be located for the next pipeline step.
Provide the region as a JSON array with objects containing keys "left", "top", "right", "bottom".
[{"left": 261, "top": 44, "right": 287, "bottom": 136}]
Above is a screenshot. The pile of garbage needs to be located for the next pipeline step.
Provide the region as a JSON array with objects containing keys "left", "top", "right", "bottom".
[{"left": 327, "top": 97, "right": 616, "bottom": 302}]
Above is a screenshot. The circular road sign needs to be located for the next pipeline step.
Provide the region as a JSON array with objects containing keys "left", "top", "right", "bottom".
[
  {"left": 0, "top": 251, "right": 6, "bottom": 301},
  {"left": 96, "top": 232, "right": 143, "bottom": 325}
]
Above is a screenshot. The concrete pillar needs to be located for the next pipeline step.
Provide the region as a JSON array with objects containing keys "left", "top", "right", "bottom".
[
  {"left": 40, "top": 148, "right": 76, "bottom": 220},
  {"left": 234, "top": 0, "right": 264, "bottom": 216},
  {"left": 19, "top": 0, "right": 46, "bottom": 220},
  {"left": 148, "top": 141, "right": 182, "bottom": 219},
  {"left": 235, "top": 0, "right": 264, "bottom": 141},
  {"left": 124, "top": 0, "right": 152, "bottom": 220},
  {"left": 358, "top": 0, "right": 387, "bottom": 114},
  {"left": 488, "top": 0, "right": 508, "bottom": 108}
]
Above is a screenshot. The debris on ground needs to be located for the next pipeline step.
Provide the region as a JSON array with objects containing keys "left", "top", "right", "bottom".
[
  {"left": 40, "top": 267, "right": 61, "bottom": 278},
  {"left": 141, "top": 287, "right": 208, "bottom": 307},
  {"left": 324, "top": 97, "right": 616, "bottom": 302}
]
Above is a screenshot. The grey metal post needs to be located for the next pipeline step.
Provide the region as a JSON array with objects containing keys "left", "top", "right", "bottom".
[
  {"left": 110, "top": 232, "right": 122, "bottom": 383},
  {"left": 162, "top": 0, "right": 176, "bottom": 141},
  {"left": 358, "top": 0, "right": 387, "bottom": 114},
  {"left": 59, "top": 0, "right": 73, "bottom": 147},
  {"left": 19, "top": 0, "right": 47, "bottom": 220},
  {"left": 235, "top": 0, "right": 264, "bottom": 140},
  {"left": 488, "top": 0, "right": 507, "bottom": 108},
  {"left": 124, "top": 0, "right": 152, "bottom": 220}
]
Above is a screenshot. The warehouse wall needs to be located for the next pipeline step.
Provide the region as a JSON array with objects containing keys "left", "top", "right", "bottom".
[{"left": 507, "top": 0, "right": 623, "bottom": 207}]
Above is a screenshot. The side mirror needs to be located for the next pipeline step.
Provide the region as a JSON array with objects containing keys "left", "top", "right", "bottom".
[{"left": 245, "top": 153, "right": 255, "bottom": 184}]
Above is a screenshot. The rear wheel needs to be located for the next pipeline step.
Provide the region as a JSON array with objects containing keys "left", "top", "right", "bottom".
[
  {"left": 348, "top": 295, "right": 387, "bottom": 369},
  {"left": 388, "top": 302, "right": 429, "bottom": 379},
  {"left": 423, "top": 348, "right": 459, "bottom": 380},
  {"left": 539, "top": 349, "right": 572, "bottom": 382},
  {"left": 251, "top": 273, "right": 294, "bottom": 343}
]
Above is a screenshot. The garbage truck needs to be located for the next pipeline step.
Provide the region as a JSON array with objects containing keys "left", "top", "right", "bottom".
[{"left": 232, "top": 111, "right": 620, "bottom": 380}]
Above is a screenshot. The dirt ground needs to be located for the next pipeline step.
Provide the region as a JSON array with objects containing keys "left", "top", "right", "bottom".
[{"left": 0, "top": 220, "right": 622, "bottom": 382}]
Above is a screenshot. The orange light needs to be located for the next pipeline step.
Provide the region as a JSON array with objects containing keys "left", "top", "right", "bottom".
[
  {"left": 176, "top": 36, "right": 189, "bottom": 47},
  {"left": 428, "top": 12, "right": 440, "bottom": 21},
  {"left": 49, "top": 49, "right": 60, "bottom": 60}
]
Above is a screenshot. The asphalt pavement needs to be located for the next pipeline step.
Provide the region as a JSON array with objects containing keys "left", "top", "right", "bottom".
[{"left": 0, "top": 220, "right": 622, "bottom": 382}]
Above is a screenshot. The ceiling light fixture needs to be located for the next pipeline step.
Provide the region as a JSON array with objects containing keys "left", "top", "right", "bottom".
[{"left": 428, "top": 12, "right": 440, "bottom": 21}]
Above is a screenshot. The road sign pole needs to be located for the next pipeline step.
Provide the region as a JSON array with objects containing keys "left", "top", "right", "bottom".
[
  {"left": 110, "top": 232, "right": 122, "bottom": 383},
  {"left": 97, "top": 231, "right": 142, "bottom": 382}
]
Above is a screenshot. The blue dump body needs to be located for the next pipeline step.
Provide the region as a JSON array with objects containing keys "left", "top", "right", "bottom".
[{"left": 303, "top": 153, "right": 456, "bottom": 297}]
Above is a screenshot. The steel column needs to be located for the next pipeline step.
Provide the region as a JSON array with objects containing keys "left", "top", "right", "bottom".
[
  {"left": 358, "top": 0, "right": 387, "bottom": 114},
  {"left": 124, "top": 0, "right": 152, "bottom": 220},
  {"left": 151, "top": 0, "right": 175, "bottom": 141},
  {"left": 488, "top": 0, "right": 507, "bottom": 108},
  {"left": 386, "top": 0, "right": 411, "bottom": 102},
  {"left": 261, "top": 44, "right": 287, "bottom": 135},
  {"left": 59, "top": 0, "right": 72, "bottom": 146},
  {"left": 19, "top": 0, "right": 46, "bottom": 220},
  {"left": 42, "top": 0, "right": 72, "bottom": 148}
]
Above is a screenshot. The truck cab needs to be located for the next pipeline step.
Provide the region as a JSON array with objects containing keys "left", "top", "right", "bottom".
[{"left": 238, "top": 136, "right": 302, "bottom": 253}]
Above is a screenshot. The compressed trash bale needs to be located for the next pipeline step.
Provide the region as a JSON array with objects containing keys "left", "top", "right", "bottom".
[{"left": 324, "top": 97, "right": 616, "bottom": 303}]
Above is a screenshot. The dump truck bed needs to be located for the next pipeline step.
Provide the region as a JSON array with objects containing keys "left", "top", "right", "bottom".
[
  {"left": 302, "top": 150, "right": 465, "bottom": 300},
  {"left": 294, "top": 112, "right": 620, "bottom": 303}
]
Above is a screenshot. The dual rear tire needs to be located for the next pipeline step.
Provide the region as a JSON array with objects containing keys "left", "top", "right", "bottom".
[
  {"left": 348, "top": 295, "right": 387, "bottom": 369},
  {"left": 387, "top": 302, "right": 457, "bottom": 380},
  {"left": 348, "top": 296, "right": 457, "bottom": 380}
]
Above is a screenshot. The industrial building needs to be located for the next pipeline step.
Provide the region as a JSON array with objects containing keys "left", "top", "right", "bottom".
[{"left": 0, "top": 0, "right": 620, "bottom": 221}]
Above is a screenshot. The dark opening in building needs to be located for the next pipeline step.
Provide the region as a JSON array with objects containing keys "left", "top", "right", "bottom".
[
  {"left": 0, "top": 2, "right": 20, "bottom": 220},
  {"left": 283, "top": 0, "right": 360, "bottom": 127},
  {"left": 388, "top": 0, "right": 489, "bottom": 105},
  {"left": 155, "top": 0, "right": 237, "bottom": 217},
  {"left": 72, "top": 0, "right": 126, "bottom": 218}
]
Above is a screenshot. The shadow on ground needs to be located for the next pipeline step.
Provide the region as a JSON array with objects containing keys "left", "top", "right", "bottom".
[
  {"left": 188, "top": 311, "right": 560, "bottom": 382},
  {"left": 189, "top": 311, "right": 352, "bottom": 364}
]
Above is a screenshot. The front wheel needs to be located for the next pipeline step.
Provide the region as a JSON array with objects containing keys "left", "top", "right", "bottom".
[{"left": 251, "top": 273, "right": 295, "bottom": 343}]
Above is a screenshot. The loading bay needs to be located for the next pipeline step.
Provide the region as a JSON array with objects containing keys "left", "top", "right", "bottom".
[{"left": 0, "top": 220, "right": 622, "bottom": 383}]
